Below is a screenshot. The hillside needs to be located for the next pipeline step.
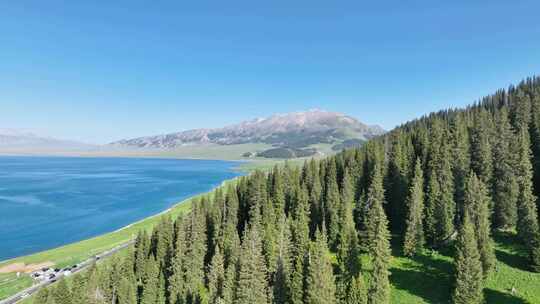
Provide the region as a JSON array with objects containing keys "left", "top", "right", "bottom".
[
  {"left": 110, "top": 109, "right": 384, "bottom": 158},
  {"left": 24, "top": 76, "right": 540, "bottom": 304}
]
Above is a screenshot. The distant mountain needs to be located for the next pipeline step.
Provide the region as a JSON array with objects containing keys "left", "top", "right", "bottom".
[
  {"left": 0, "top": 129, "right": 95, "bottom": 153},
  {"left": 111, "top": 110, "right": 384, "bottom": 151}
]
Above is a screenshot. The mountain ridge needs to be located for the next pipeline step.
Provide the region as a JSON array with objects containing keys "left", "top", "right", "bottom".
[{"left": 110, "top": 109, "right": 384, "bottom": 150}]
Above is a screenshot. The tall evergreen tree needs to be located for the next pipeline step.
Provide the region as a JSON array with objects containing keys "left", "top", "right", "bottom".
[
  {"left": 34, "top": 287, "right": 49, "bottom": 304},
  {"left": 235, "top": 223, "right": 269, "bottom": 304},
  {"left": 141, "top": 255, "right": 160, "bottom": 304},
  {"left": 365, "top": 166, "right": 391, "bottom": 304},
  {"left": 403, "top": 158, "right": 425, "bottom": 256},
  {"left": 346, "top": 274, "right": 368, "bottom": 304},
  {"left": 463, "top": 172, "right": 496, "bottom": 277},
  {"left": 450, "top": 113, "right": 471, "bottom": 223},
  {"left": 306, "top": 229, "right": 336, "bottom": 304},
  {"left": 493, "top": 107, "right": 519, "bottom": 229},
  {"left": 515, "top": 131, "right": 540, "bottom": 271},
  {"left": 208, "top": 245, "right": 226, "bottom": 304},
  {"left": 52, "top": 279, "right": 72, "bottom": 304},
  {"left": 452, "top": 214, "right": 484, "bottom": 304},
  {"left": 470, "top": 109, "right": 494, "bottom": 191},
  {"left": 324, "top": 160, "right": 341, "bottom": 249},
  {"left": 337, "top": 170, "right": 360, "bottom": 279},
  {"left": 425, "top": 121, "right": 456, "bottom": 246}
]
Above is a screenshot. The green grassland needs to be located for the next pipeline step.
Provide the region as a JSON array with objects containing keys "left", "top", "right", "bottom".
[
  {"left": 3, "top": 142, "right": 340, "bottom": 164},
  {"left": 382, "top": 231, "right": 539, "bottom": 304}
]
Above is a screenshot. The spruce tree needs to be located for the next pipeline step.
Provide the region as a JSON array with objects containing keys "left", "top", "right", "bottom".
[
  {"left": 463, "top": 172, "right": 496, "bottom": 277},
  {"left": 493, "top": 108, "right": 519, "bottom": 229},
  {"left": 337, "top": 170, "right": 360, "bottom": 279},
  {"left": 141, "top": 255, "right": 160, "bottom": 304},
  {"left": 168, "top": 216, "right": 186, "bottom": 304},
  {"left": 306, "top": 229, "right": 336, "bottom": 304},
  {"left": 70, "top": 274, "right": 89, "bottom": 304},
  {"left": 452, "top": 213, "right": 484, "bottom": 304},
  {"left": 34, "top": 287, "right": 49, "bottom": 304},
  {"left": 403, "top": 158, "right": 425, "bottom": 256},
  {"left": 470, "top": 109, "right": 494, "bottom": 190},
  {"left": 346, "top": 274, "right": 368, "bottom": 304},
  {"left": 273, "top": 215, "right": 292, "bottom": 304},
  {"left": 117, "top": 277, "right": 137, "bottom": 304},
  {"left": 450, "top": 113, "right": 471, "bottom": 223},
  {"left": 183, "top": 202, "right": 207, "bottom": 300},
  {"left": 235, "top": 223, "right": 269, "bottom": 304},
  {"left": 53, "top": 279, "right": 72, "bottom": 304},
  {"left": 425, "top": 121, "right": 456, "bottom": 246},
  {"left": 365, "top": 165, "right": 391, "bottom": 304},
  {"left": 324, "top": 160, "right": 341, "bottom": 249},
  {"left": 208, "top": 245, "right": 226, "bottom": 304},
  {"left": 515, "top": 131, "right": 540, "bottom": 270}
]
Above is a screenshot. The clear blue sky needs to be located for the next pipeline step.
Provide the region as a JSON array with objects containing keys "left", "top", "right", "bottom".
[{"left": 1, "top": 1, "right": 540, "bottom": 144}]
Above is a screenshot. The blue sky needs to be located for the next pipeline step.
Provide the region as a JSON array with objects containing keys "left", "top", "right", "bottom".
[{"left": 1, "top": 1, "right": 540, "bottom": 143}]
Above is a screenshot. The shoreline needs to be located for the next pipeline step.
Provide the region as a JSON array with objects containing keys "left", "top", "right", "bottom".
[
  {"left": 0, "top": 171, "right": 251, "bottom": 300},
  {"left": 0, "top": 174, "right": 243, "bottom": 266}
]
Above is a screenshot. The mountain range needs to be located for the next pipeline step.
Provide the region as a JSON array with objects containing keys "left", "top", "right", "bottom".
[
  {"left": 110, "top": 110, "right": 384, "bottom": 158},
  {"left": 0, "top": 110, "right": 384, "bottom": 159}
]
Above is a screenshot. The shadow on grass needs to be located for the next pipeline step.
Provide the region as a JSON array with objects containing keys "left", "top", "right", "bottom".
[
  {"left": 493, "top": 231, "right": 530, "bottom": 272},
  {"left": 390, "top": 254, "right": 454, "bottom": 304},
  {"left": 495, "top": 249, "right": 529, "bottom": 271},
  {"left": 484, "top": 288, "right": 530, "bottom": 304}
]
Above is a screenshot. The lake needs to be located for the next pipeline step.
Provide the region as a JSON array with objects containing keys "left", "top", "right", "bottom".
[{"left": 0, "top": 156, "right": 241, "bottom": 261}]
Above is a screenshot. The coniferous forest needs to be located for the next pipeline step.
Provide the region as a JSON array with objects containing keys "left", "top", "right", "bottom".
[{"left": 34, "top": 77, "right": 540, "bottom": 303}]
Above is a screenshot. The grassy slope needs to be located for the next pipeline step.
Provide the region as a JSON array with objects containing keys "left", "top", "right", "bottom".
[
  {"left": 385, "top": 231, "right": 540, "bottom": 304},
  {"left": 22, "top": 143, "right": 274, "bottom": 161}
]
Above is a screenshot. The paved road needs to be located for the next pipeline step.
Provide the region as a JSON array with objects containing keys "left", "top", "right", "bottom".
[{"left": 0, "top": 240, "right": 135, "bottom": 304}]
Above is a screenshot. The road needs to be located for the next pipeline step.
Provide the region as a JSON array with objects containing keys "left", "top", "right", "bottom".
[{"left": 0, "top": 240, "right": 135, "bottom": 304}]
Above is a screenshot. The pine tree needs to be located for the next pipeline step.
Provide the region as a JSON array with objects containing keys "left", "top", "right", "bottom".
[
  {"left": 463, "top": 172, "right": 496, "bottom": 277},
  {"left": 33, "top": 287, "right": 49, "bottom": 304},
  {"left": 450, "top": 113, "right": 471, "bottom": 223},
  {"left": 71, "top": 274, "right": 89, "bottom": 304},
  {"left": 208, "top": 245, "right": 226, "bottom": 304},
  {"left": 183, "top": 202, "right": 207, "bottom": 301},
  {"left": 346, "top": 274, "right": 368, "bottom": 304},
  {"left": 168, "top": 216, "right": 186, "bottom": 304},
  {"left": 235, "top": 223, "right": 268, "bottom": 304},
  {"left": 493, "top": 108, "right": 519, "bottom": 229},
  {"left": 337, "top": 170, "right": 360, "bottom": 279},
  {"left": 452, "top": 213, "right": 484, "bottom": 304},
  {"left": 141, "top": 255, "right": 160, "bottom": 304},
  {"left": 306, "top": 229, "right": 336, "bottom": 304},
  {"left": 365, "top": 165, "right": 391, "bottom": 304},
  {"left": 117, "top": 277, "right": 137, "bottom": 304},
  {"left": 470, "top": 109, "right": 494, "bottom": 191},
  {"left": 515, "top": 131, "right": 540, "bottom": 271},
  {"left": 324, "top": 160, "right": 341, "bottom": 249},
  {"left": 52, "top": 279, "right": 72, "bottom": 304},
  {"left": 273, "top": 215, "right": 292, "bottom": 304},
  {"left": 425, "top": 121, "right": 456, "bottom": 246},
  {"left": 403, "top": 158, "right": 425, "bottom": 256},
  {"left": 516, "top": 131, "right": 540, "bottom": 241},
  {"left": 365, "top": 165, "right": 386, "bottom": 248}
]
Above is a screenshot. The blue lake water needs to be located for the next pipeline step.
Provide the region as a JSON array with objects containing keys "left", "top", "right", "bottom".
[{"left": 0, "top": 156, "right": 241, "bottom": 261}]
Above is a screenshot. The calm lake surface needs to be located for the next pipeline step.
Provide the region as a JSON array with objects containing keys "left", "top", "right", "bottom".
[{"left": 0, "top": 156, "right": 241, "bottom": 261}]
